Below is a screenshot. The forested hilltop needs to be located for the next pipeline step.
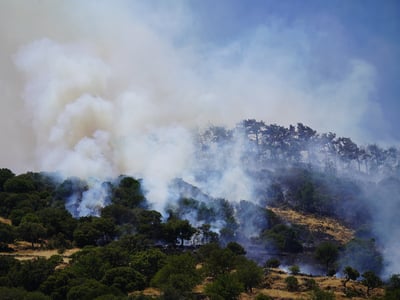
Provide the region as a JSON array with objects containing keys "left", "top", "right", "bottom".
[{"left": 0, "top": 121, "right": 400, "bottom": 299}]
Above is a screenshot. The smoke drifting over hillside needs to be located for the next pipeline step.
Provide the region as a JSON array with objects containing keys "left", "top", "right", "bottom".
[
  {"left": 1, "top": 0, "right": 379, "bottom": 174},
  {"left": 0, "top": 1, "right": 399, "bottom": 276}
]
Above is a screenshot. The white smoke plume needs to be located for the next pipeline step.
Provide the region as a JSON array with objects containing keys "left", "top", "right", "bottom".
[{"left": 0, "top": 1, "right": 378, "bottom": 209}]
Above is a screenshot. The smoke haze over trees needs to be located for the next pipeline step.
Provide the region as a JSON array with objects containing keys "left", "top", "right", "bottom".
[{"left": 0, "top": 2, "right": 399, "bottom": 297}]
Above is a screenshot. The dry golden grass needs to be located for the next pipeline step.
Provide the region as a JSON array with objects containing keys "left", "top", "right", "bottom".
[
  {"left": 258, "top": 269, "right": 385, "bottom": 300},
  {"left": 129, "top": 287, "right": 161, "bottom": 297},
  {"left": 0, "top": 216, "right": 11, "bottom": 225},
  {"left": 0, "top": 243, "right": 80, "bottom": 265},
  {"left": 269, "top": 207, "right": 354, "bottom": 244}
]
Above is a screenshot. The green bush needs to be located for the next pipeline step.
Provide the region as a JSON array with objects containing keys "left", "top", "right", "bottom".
[
  {"left": 264, "top": 258, "right": 280, "bottom": 268},
  {"left": 289, "top": 265, "right": 300, "bottom": 275},
  {"left": 285, "top": 276, "right": 299, "bottom": 291}
]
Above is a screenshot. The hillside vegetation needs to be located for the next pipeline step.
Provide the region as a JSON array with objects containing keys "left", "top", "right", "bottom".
[{"left": 0, "top": 121, "right": 399, "bottom": 299}]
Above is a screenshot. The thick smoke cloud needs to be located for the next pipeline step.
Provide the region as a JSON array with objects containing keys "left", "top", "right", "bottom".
[
  {"left": 0, "top": 0, "right": 398, "bottom": 276},
  {"left": 0, "top": 4, "right": 380, "bottom": 210}
]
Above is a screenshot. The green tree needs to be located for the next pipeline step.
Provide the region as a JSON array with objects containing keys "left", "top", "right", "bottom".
[
  {"left": 66, "top": 279, "right": 122, "bottom": 300},
  {"left": 0, "top": 223, "right": 15, "bottom": 245},
  {"left": 69, "top": 248, "right": 106, "bottom": 281},
  {"left": 235, "top": 257, "right": 263, "bottom": 292},
  {"left": 203, "top": 248, "right": 236, "bottom": 276},
  {"left": 361, "top": 271, "right": 382, "bottom": 296},
  {"left": 73, "top": 217, "right": 116, "bottom": 247},
  {"left": 40, "top": 269, "right": 77, "bottom": 300},
  {"left": 264, "top": 258, "right": 280, "bottom": 268},
  {"left": 226, "top": 242, "right": 246, "bottom": 256},
  {"left": 285, "top": 276, "right": 299, "bottom": 292},
  {"left": 385, "top": 274, "right": 400, "bottom": 300},
  {"left": 130, "top": 249, "right": 167, "bottom": 284},
  {"left": 111, "top": 176, "right": 145, "bottom": 208},
  {"left": 162, "top": 218, "right": 196, "bottom": 246},
  {"left": 151, "top": 253, "right": 200, "bottom": 298},
  {"left": 0, "top": 287, "right": 51, "bottom": 300},
  {"left": 37, "top": 207, "right": 77, "bottom": 240},
  {"left": 205, "top": 273, "right": 244, "bottom": 300},
  {"left": 263, "top": 224, "right": 303, "bottom": 253},
  {"left": 315, "top": 242, "right": 339, "bottom": 275},
  {"left": 0, "top": 168, "right": 15, "bottom": 191},
  {"left": 289, "top": 265, "right": 300, "bottom": 275},
  {"left": 101, "top": 267, "right": 146, "bottom": 293},
  {"left": 8, "top": 257, "right": 59, "bottom": 291},
  {"left": 342, "top": 266, "right": 359, "bottom": 288},
  {"left": 310, "top": 288, "right": 335, "bottom": 300},
  {"left": 17, "top": 221, "right": 46, "bottom": 248},
  {"left": 3, "top": 176, "right": 35, "bottom": 193}
]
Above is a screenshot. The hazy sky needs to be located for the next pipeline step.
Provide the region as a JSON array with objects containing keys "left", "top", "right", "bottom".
[
  {"left": 0, "top": 0, "right": 399, "bottom": 173},
  {"left": 188, "top": 0, "right": 400, "bottom": 141}
]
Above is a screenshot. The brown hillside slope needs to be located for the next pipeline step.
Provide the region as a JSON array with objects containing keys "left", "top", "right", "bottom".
[{"left": 269, "top": 207, "right": 355, "bottom": 244}]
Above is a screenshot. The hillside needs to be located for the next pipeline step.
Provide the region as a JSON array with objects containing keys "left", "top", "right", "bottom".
[{"left": 269, "top": 207, "right": 355, "bottom": 245}]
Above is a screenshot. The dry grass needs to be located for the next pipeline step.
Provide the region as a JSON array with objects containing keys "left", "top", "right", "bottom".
[
  {"left": 0, "top": 243, "right": 80, "bottom": 265},
  {"left": 0, "top": 216, "right": 11, "bottom": 225},
  {"left": 258, "top": 269, "right": 385, "bottom": 300},
  {"left": 269, "top": 207, "right": 354, "bottom": 244}
]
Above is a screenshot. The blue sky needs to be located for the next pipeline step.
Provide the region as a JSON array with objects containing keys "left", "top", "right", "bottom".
[{"left": 186, "top": 0, "right": 400, "bottom": 141}]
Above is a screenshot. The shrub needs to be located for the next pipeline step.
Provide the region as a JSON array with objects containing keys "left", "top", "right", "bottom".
[
  {"left": 289, "top": 265, "right": 300, "bottom": 275},
  {"left": 304, "top": 278, "right": 318, "bottom": 291},
  {"left": 310, "top": 288, "right": 335, "bottom": 300},
  {"left": 285, "top": 276, "right": 299, "bottom": 292},
  {"left": 264, "top": 258, "right": 280, "bottom": 268}
]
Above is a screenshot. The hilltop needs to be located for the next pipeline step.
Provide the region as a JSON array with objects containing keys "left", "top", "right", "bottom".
[{"left": 0, "top": 121, "right": 399, "bottom": 298}]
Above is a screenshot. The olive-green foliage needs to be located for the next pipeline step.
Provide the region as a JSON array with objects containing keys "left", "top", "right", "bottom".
[
  {"left": 343, "top": 266, "right": 360, "bottom": 288},
  {"left": 162, "top": 217, "right": 196, "bottom": 246},
  {"left": 101, "top": 267, "right": 146, "bottom": 292},
  {"left": 385, "top": 274, "right": 400, "bottom": 300},
  {"left": 235, "top": 257, "right": 263, "bottom": 292},
  {"left": 0, "top": 223, "right": 15, "bottom": 244},
  {"left": 39, "top": 269, "right": 77, "bottom": 300},
  {"left": 265, "top": 258, "right": 281, "bottom": 268},
  {"left": 112, "top": 176, "right": 145, "bottom": 209},
  {"left": 361, "top": 271, "right": 382, "bottom": 296},
  {"left": 69, "top": 247, "right": 106, "bottom": 281},
  {"left": 285, "top": 276, "right": 299, "bottom": 292},
  {"left": 289, "top": 265, "right": 300, "bottom": 275},
  {"left": 3, "top": 176, "right": 35, "bottom": 193},
  {"left": 310, "top": 288, "right": 335, "bottom": 300},
  {"left": 0, "top": 168, "right": 15, "bottom": 191},
  {"left": 66, "top": 279, "right": 122, "bottom": 300},
  {"left": 304, "top": 278, "right": 318, "bottom": 291},
  {"left": 263, "top": 224, "right": 303, "bottom": 253},
  {"left": 203, "top": 247, "right": 236, "bottom": 276},
  {"left": 37, "top": 207, "right": 77, "bottom": 240},
  {"left": 205, "top": 273, "right": 244, "bottom": 300},
  {"left": 226, "top": 241, "right": 246, "bottom": 255},
  {"left": 0, "top": 287, "right": 50, "bottom": 300},
  {"left": 73, "top": 217, "right": 116, "bottom": 247},
  {"left": 151, "top": 253, "right": 200, "bottom": 296},
  {"left": 130, "top": 249, "right": 167, "bottom": 284},
  {"left": 7, "top": 256, "right": 60, "bottom": 291},
  {"left": 315, "top": 242, "right": 338, "bottom": 274}
]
